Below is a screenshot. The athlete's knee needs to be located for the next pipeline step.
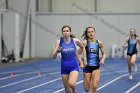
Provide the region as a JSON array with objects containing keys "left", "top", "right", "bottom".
[
  {"left": 84, "top": 82, "right": 90, "bottom": 92},
  {"left": 68, "top": 82, "right": 76, "bottom": 88},
  {"left": 92, "top": 83, "right": 98, "bottom": 92},
  {"left": 84, "top": 85, "right": 90, "bottom": 92},
  {"left": 92, "top": 88, "right": 97, "bottom": 93},
  {"left": 65, "top": 89, "right": 70, "bottom": 93}
]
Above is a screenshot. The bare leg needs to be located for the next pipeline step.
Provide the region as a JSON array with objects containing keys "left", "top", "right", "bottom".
[
  {"left": 83, "top": 72, "right": 91, "bottom": 92},
  {"left": 91, "top": 69, "right": 100, "bottom": 93},
  {"left": 68, "top": 71, "right": 78, "bottom": 93},
  {"left": 131, "top": 54, "right": 137, "bottom": 72},
  {"left": 61, "top": 75, "right": 70, "bottom": 93},
  {"left": 127, "top": 55, "right": 132, "bottom": 79}
]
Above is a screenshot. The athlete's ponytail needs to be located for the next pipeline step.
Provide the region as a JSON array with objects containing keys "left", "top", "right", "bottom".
[{"left": 70, "top": 34, "right": 76, "bottom": 38}]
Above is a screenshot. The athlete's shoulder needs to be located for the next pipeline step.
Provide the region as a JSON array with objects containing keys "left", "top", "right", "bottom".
[
  {"left": 73, "top": 37, "right": 78, "bottom": 41},
  {"left": 73, "top": 37, "right": 80, "bottom": 43},
  {"left": 126, "top": 36, "right": 129, "bottom": 40},
  {"left": 97, "top": 40, "right": 102, "bottom": 44},
  {"left": 56, "top": 39, "right": 60, "bottom": 44},
  {"left": 97, "top": 40, "right": 104, "bottom": 48},
  {"left": 83, "top": 39, "right": 87, "bottom": 43},
  {"left": 136, "top": 37, "right": 140, "bottom": 40},
  {"left": 82, "top": 39, "right": 87, "bottom": 46}
]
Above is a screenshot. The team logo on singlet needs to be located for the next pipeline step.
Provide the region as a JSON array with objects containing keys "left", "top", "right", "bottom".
[
  {"left": 90, "top": 48, "right": 98, "bottom": 54},
  {"left": 62, "top": 47, "right": 74, "bottom": 52}
]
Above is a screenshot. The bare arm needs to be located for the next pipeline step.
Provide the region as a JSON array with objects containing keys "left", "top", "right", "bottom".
[
  {"left": 98, "top": 40, "right": 106, "bottom": 65},
  {"left": 75, "top": 38, "right": 87, "bottom": 68},
  {"left": 122, "top": 37, "right": 129, "bottom": 49},
  {"left": 137, "top": 37, "right": 140, "bottom": 51},
  {"left": 52, "top": 40, "right": 60, "bottom": 59}
]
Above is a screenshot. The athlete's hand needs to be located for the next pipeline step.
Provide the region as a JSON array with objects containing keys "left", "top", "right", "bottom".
[
  {"left": 99, "top": 59, "right": 104, "bottom": 66},
  {"left": 79, "top": 62, "right": 84, "bottom": 69},
  {"left": 83, "top": 58, "right": 87, "bottom": 67},
  {"left": 122, "top": 45, "right": 127, "bottom": 49},
  {"left": 57, "top": 46, "right": 62, "bottom": 53},
  {"left": 138, "top": 48, "right": 140, "bottom": 52}
]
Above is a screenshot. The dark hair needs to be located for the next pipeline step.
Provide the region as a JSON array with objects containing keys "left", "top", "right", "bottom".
[
  {"left": 81, "top": 26, "right": 95, "bottom": 40},
  {"left": 61, "top": 25, "right": 75, "bottom": 38},
  {"left": 61, "top": 25, "right": 71, "bottom": 32}
]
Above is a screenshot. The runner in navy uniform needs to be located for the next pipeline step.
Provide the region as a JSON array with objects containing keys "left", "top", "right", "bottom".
[
  {"left": 77, "top": 26, "right": 106, "bottom": 93},
  {"left": 123, "top": 28, "right": 140, "bottom": 80}
]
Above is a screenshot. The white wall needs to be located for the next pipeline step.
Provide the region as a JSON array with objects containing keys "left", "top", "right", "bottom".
[
  {"left": 0, "top": 12, "right": 20, "bottom": 61},
  {"left": 35, "top": 13, "right": 140, "bottom": 58},
  {"left": 52, "top": 0, "right": 95, "bottom": 13},
  {"left": 23, "top": 0, "right": 36, "bottom": 59},
  {"left": 9, "top": 0, "right": 29, "bottom": 46},
  {"left": 39, "top": 0, "right": 96, "bottom": 13},
  {"left": 38, "top": 0, "right": 52, "bottom": 12},
  {"left": 8, "top": 0, "right": 36, "bottom": 59},
  {"left": 38, "top": 0, "right": 140, "bottom": 13},
  {"left": 98, "top": 0, "right": 140, "bottom": 13},
  {"left": 0, "top": 0, "right": 6, "bottom": 10}
]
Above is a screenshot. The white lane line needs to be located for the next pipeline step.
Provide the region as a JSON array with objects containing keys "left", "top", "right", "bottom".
[
  {"left": 53, "top": 71, "right": 129, "bottom": 93},
  {"left": 0, "top": 71, "right": 60, "bottom": 80},
  {"left": 0, "top": 67, "right": 59, "bottom": 74},
  {"left": 17, "top": 78, "right": 61, "bottom": 93},
  {"left": 0, "top": 70, "right": 29, "bottom": 74},
  {"left": 0, "top": 72, "right": 60, "bottom": 88},
  {"left": 0, "top": 76, "right": 41, "bottom": 88},
  {"left": 97, "top": 74, "right": 129, "bottom": 90},
  {"left": 0, "top": 70, "right": 130, "bottom": 89},
  {"left": 0, "top": 69, "right": 128, "bottom": 81},
  {"left": 0, "top": 72, "right": 38, "bottom": 80},
  {"left": 125, "top": 81, "right": 140, "bottom": 93},
  {"left": 98, "top": 72, "right": 140, "bottom": 91},
  {"left": 53, "top": 80, "right": 83, "bottom": 93}
]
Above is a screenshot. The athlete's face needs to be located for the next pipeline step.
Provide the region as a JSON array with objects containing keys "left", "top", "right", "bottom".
[
  {"left": 87, "top": 28, "right": 95, "bottom": 39},
  {"left": 62, "top": 27, "right": 71, "bottom": 38},
  {"left": 130, "top": 29, "right": 135, "bottom": 37}
]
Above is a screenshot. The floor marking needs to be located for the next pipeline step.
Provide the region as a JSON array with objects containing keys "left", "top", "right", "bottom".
[
  {"left": 98, "top": 72, "right": 140, "bottom": 91},
  {"left": 0, "top": 71, "right": 60, "bottom": 80},
  {"left": 97, "top": 74, "right": 129, "bottom": 90},
  {"left": 125, "top": 81, "right": 140, "bottom": 93},
  {"left": 17, "top": 78, "right": 61, "bottom": 93},
  {"left": 53, "top": 80, "right": 83, "bottom": 93},
  {"left": 0, "top": 72, "right": 60, "bottom": 88}
]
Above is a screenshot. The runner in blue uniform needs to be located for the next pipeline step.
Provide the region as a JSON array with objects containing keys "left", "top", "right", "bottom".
[
  {"left": 52, "top": 25, "right": 86, "bottom": 93},
  {"left": 77, "top": 26, "right": 106, "bottom": 93},
  {"left": 123, "top": 28, "right": 140, "bottom": 80}
]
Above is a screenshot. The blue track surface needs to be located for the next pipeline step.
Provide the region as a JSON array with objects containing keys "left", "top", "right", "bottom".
[{"left": 0, "top": 58, "right": 140, "bottom": 93}]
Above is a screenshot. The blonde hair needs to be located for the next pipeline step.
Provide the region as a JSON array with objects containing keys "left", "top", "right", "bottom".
[{"left": 130, "top": 28, "right": 138, "bottom": 37}]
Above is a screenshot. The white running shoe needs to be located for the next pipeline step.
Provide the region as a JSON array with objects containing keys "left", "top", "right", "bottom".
[
  {"left": 129, "top": 75, "right": 132, "bottom": 80},
  {"left": 134, "top": 64, "right": 137, "bottom": 72}
]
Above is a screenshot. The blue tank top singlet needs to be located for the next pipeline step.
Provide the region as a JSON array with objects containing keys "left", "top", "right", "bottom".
[
  {"left": 59, "top": 37, "right": 78, "bottom": 69},
  {"left": 85, "top": 40, "right": 100, "bottom": 66},
  {"left": 127, "top": 37, "right": 137, "bottom": 55}
]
